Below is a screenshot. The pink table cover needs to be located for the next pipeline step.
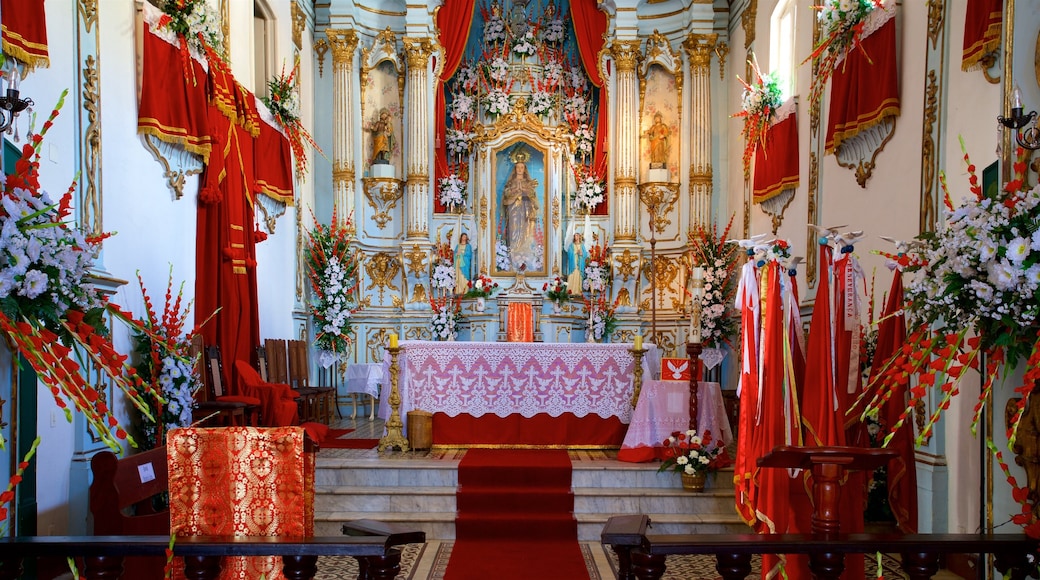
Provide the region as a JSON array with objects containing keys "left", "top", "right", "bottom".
[
  {"left": 380, "top": 341, "right": 658, "bottom": 434},
  {"left": 618, "top": 380, "right": 733, "bottom": 462}
]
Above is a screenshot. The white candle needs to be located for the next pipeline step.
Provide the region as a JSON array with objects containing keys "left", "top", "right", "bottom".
[
  {"left": 1013, "top": 85, "right": 1023, "bottom": 110},
  {"left": 692, "top": 266, "right": 704, "bottom": 281}
]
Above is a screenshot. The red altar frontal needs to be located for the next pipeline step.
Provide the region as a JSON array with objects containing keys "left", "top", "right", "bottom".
[{"left": 378, "top": 341, "right": 652, "bottom": 447}]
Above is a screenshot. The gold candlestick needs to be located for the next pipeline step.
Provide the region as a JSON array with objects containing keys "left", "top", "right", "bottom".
[
  {"left": 378, "top": 345, "right": 410, "bottom": 452},
  {"left": 630, "top": 346, "right": 648, "bottom": 409}
]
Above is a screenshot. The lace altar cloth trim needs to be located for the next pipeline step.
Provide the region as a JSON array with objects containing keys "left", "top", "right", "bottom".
[
  {"left": 621, "top": 380, "right": 734, "bottom": 456},
  {"left": 384, "top": 341, "right": 651, "bottom": 423}
]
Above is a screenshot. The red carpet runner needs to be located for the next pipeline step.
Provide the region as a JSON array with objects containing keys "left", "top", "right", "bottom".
[{"left": 444, "top": 449, "right": 590, "bottom": 580}]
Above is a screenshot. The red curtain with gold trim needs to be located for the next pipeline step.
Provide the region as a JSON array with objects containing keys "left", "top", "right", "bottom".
[
  {"left": 168, "top": 427, "right": 313, "bottom": 580},
  {"left": 255, "top": 119, "right": 295, "bottom": 204},
  {"left": 824, "top": 15, "right": 900, "bottom": 155},
  {"left": 753, "top": 104, "right": 799, "bottom": 204},
  {"left": 1, "top": 0, "right": 48, "bottom": 70},
  {"left": 137, "top": 26, "right": 213, "bottom": 161},
  {"left": 962, "top": 0, "right": 1002, "bottom": 71},
  {"left": 433, "top": 0, "right": 477, "bottom": 213},
  {"left": 570, "top": 0, "right": 609, "bottom": 215}
]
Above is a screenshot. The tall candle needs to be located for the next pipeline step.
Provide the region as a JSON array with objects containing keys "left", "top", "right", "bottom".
[
  {"left": 389, "top": 333, "right": 398, "bottom": 348},
  {"left": 634, "top": 334, "right": 642, "bottom": 350}
]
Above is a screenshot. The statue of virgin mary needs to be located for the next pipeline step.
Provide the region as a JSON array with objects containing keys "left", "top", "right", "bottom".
[{"left": 501, "top": 148, "right": 540, "bottom": 270}]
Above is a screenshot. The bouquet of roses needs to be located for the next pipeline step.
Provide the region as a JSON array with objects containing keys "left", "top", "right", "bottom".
[
  {"left": 658, "top": 429, "right": 729, "bottom": 475},
  {"left": 687, "top": 215, "right": 740, "bottom": 348},
  {"left": 543, "top": 275, "right": 570, "bottom": 304},
  {"left": 465, "top": 274, "right": 499, "bottom": 299}
]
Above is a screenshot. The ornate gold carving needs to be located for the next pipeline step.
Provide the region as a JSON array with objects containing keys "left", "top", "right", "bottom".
[
  {"left": 410, "top": 283, "right": 428, "bottom": 304},
  {"left": 480, "top": 194, "right": 489, "bottom": 231},
  {"left": 377, "top": 27, "right": 398, "bottom": 49},
  {"left": 78, "top": 0, "right": 97, "bottom": 33},
  {"left": 404, "top": 244, "right": 428, "bottom": 277},
  {"left": 365, "top": 253, "right": 401, "bottom": 302},
  {"left": 616, "top": 249, "right": 639, "bottom": 283},
  {"left": 715, "top": 42, "right": 729, "bottom": 80},
  {"left": 651, "top": 331, "right": 675, "bottom": 354},
  {"left": 921, "top": 70, "right": 940, "bottom": 233},
  {"left": 406, "top": 327, "right": 432, "bottom": 341},
  {"left": 834, "top": 117, "right": 898, "bottom": 188},
  {"left": 314, "top": 38, "right": 329, "bottom": 77},
  {"left": 220, "top": 0, "right": 229, "bottom": 57},
  {"left": 403, "top": 37, "right": 435, "bottom": 69},
  {"left": 742, "top": 0, "right": 758, "bottom": 49},
  {"left": 291, "top": 1, "right": 306, "bottom": 50},
  {"left": 327, "top": 29, "right": 359, "bottom": 64},
  {"left": 296, "top": 195, "right": 305, "bottom": 302},
  {"left": 643, "top": 255, "right": 679, "bottom": 305},
  {"left": 362, "top": 177, "right": 405, "bottom": 229},
  {"left": 610, "top": 40, "right": 642, "bottom": 73},
  {"left": 644, "top": 30, "right": 672, "bottom": 62},
  {"left": 472, "top": 105, "right": 573, "bottom": 146},
  {"left": 927, "top": 0, "right": 945, "bottom": 50},
  {"left": 368, "top": 328, "right": 394, "bottom": 362},
  {"left": 810, "top": 20, "right": 823, "bottom": 138},
  {"left": 915, "top": 399, "right": 930, "bottom": 443},
  {"left": 81, "top": 55, "right": 102, "bottom": 236},
  {"left": 142, "top": 136, "right": 203, "bottom": 199},
  {"left": 1007, "top": 396, "right": 1040, "bottom": 503},
  {"left": 638, "top": 182, "right": 680, "bottom": 234},
  {"left": 392, "top": 295, "right": 404, "bottom": 308},
  {"left": 254, "top": 201, "right": 279, "bottom": 234},
  {"left": 807, "top": 152, "right": 819, "bottom": 288},
  {"left": 682, "top": 33, "right": 717, "bottom": 69},
  {"left": 617, "top": 287, "right": 631, "bottom": 307}
]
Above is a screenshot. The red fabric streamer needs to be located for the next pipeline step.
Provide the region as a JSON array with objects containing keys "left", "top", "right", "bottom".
[
  {"left": 962, "top": 0, "right": 1003, "bottom": 71},
  {"left": 1, "top": 0, "right": 49, "bottom": 70},
  {"left": 825, "top": 16, "right": 900, "bottom": 155},
  {"left": 433, "top": 0, "right": 477, "bottom": 213},
  {"left": 753, "top": 106, "right": 799, "bottom": 204},
  {"left": 570, "top": 0, "right": 609, "bottom": 215}
]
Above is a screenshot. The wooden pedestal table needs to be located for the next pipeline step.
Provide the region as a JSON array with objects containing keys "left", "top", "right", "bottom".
[{"left": 758, "top": 446, "right": 899, "bottom": 580}]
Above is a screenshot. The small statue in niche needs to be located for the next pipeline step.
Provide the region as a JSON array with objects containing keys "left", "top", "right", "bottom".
[
  {"left": 368, "top": 108, "right": 394, "bottom": 166},
  {"left": 645, "top": 111, "right": 670, "bottom": 169}
]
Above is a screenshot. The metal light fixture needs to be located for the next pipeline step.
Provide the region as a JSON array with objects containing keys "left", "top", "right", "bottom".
[{"left": 997, "top": 85, "right": 1040, "bottom": 151}]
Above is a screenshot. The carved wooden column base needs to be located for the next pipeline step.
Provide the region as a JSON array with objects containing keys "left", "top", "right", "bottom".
[
  {"left": 0, "top": 556, "right": 22, "bottom": 580},
  {"left": 900, "top": 551, "right": 940, "bottom": 580},
  {"left": 808, "top": 551, "right": 845, "bottom": 580},
  {"left": 630, "top": 549, "right": 666, "bottom": 580},
  {"left": 282, "top": 554, "right": 320, "bottom": 580},
  {"left": 182, "top": 555, "right": 223, "bottom": 579},
  {"left": 356, "top": 547, "right": 403, "bottom": 580},
  {"left": 611, "top": 544, "right": 636, "bottom": 580},
  {"left": 715, "top": 552, "right": 753, "bottom": 580},
  {"left": 82, "top": 556, "right": 125, "bottom": 580}
]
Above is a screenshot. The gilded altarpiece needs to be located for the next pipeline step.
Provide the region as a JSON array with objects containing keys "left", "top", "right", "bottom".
[{"left": 359, "top": 31, "right": 405, "bottom": 242}]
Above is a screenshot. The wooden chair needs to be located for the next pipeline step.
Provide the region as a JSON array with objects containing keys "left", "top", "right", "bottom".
[
  {"left": 288, "top": 339, "right": 336, "bottom": 425},
  {"left": 266, "top": 338, "right": 317, "bottom": 423},
  {"left": 89, "top": 446, "right": 170, "bottom": 578},
  {"left": 189, "top": 335, "right": 255, "bottom": 427},
  {"left": 200, "top": 344, "right": 261, "bottom": 426}
]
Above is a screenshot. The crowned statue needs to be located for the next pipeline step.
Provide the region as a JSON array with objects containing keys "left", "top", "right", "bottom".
[{"left": 502, "top": 147, "right": 540, "bottom": 271}]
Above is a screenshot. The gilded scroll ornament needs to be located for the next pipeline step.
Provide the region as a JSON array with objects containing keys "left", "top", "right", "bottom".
[
  {"left": 715, "top": 42, "right": 729, "bottom": 80},
  {"left": 142, "top": 135, "right": 203, "bottom": 199},
  {"left": 920, "top": 71, "right": 940, "bottom": 233},
  {"left": 807, "top": 152, "right": 819, "bottom": 287},
  {"left": 927, "top": 0, "right": 945, "bottom": 50},
  {"left": 291, "top": 1, "right": 306, "bottom": 50},
  {"left": 410, "top": 284, "right": 428, "bottom": 304},
  {"left": 638, "top": 182, "right": 680, "bottom": 234},
  {"left": 610, "top": 40, "right": 642, "bottom": 73},
  {"left": 403, "top": 37, "right": 435, "bottom": 69},
  {"left": 314, "top": 39, "right": 329, "bottom": 77},
  {"left": 368, "top": 328, "right": 394, "bottom": 362},
  {"left": 481, "top": 194, "right": 489, "bottom": 231},
  {"left": 365, "top": 252, "right": 402, "bottom": 303},
  {"left": 78, "top": 0, "right": 97, "bottom": 33},
  {"left": 741, "top": 0, "right": 758, "bottom": 49},
  {"left": 362, "top": 177, "right": 404, "bottom": 230},
  {"left": 327, "top": 29, "right": 359, "bottom": 64},
  {"left": 616, "top": 249, "right": 639, "bottom": 282},
  {"left": 81, "top": 55, "right": 102, "bottom": 237},
  {"left": 682, "top": 33, "right": 717, "bottom": 69},
  {"left": 551, "top": 196, "right": 560, "bottom": 230},
  {"left": 404, "top": 245, "right": 428, "bottom": 277}
]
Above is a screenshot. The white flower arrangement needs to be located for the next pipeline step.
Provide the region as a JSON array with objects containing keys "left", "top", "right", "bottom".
[
  {"left": 450, "top": 93, "right": 476, "bottom": 122},
  {"left": 429, "top": 301, "right": 460, "bottom": 341},
  {"left": 483, "top": 87, "right": 511, "bottom": 116},
  {"left": 572, "top": 123, "right": 595, "bottom": 159},
  {"left": 432, "top": 258, "right": 457, "bottom": 291},
  {"left": 512, "top": 30, "right": 538, "bottom": 57},
  {"left": 156, "top": 0, "right": 225, "bottom": 59},
  {"left": 563, "top": 94, "right": 590, "bottom": 123},
  {"left": 495, "top": 238, "right": 512, "bottom": 271},
  {"left": 543, "top": 60, "right": 564, "bottom": 86},
  {"left": 542, "top": 19, "right": 566, "bottom": 44},
  {"left": 437, "top": 172, "right": 467, "bottom": 213},
  {"left": 568, "top": 68, "right": 588, "bottom": 92},
  {"left": 306, "top": 209, "right": 361, "bottom": 355},
  {"left": 583, "top": 258, "right": 608, "bottom": 293},
  {"left": 528, "top": 91, "right": 554, "bottom": 117},
  {"left": 156, "top": 354, "right": 199, "bottom": 434},
  {"left": 573, "top": 173, "right": 605, "bottom": 213},
  {"left": 658, "top": 429, "right": 726, "bottom": 476},
  {"left": 817, "top": 0, "right": 878, "bottom": 46},
  {"left": 488, "top": 57, "right": 511, "bottom": 83},
  {"left": 456, "top": 64, "right": 479, "bottom": 92},
  {"left": 587, "top": 308, "right": 613, "bottom": 341},
  {"left": 445, "top": 128, "right": 474, "bottom": 159},
  {"left": 483, "top": 15, "right": 507, "bottom": 44}
]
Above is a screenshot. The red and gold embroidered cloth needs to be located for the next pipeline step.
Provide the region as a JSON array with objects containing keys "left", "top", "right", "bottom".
[
  {"left": 168, "top": 427, "right": 314, "bottom": 580},
  {"left": 1, "top": 0, "right": 48, "bottom": 70}
]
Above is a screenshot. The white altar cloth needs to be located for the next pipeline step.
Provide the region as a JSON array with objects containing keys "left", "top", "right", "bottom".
[
  {"left": 379, "top": 341, "right": 659, "bottom": 434},
  {"left": 618, "top": 380, "right": 733, "bottom": 462}
]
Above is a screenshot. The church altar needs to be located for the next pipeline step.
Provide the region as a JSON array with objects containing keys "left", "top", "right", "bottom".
[{"left": 379, "top": 340, "right": 660, "bottom": 447}]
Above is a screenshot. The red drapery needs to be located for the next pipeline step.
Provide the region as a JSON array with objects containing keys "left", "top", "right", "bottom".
[
  {"left": 570, "top": 0, "right": 609, "bottom": 216},
  {"left": 753, "top": 101, "right": 799, "bottom": 204},
  {"left": 1, "top": 0, "right": 48, "bottom": 70},
  {"left": 962, "top": 0, "right": 1003, "bottom": 71},
  {"left": 824, "top": 13, "right": 900, "bottom": 155},
  {"left": 433, "top": 0, "right": 477, "bottom": 213}
]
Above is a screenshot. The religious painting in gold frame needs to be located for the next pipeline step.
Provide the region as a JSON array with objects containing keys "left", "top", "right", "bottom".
[{"left": 492, "top": 139, "right": 548, "bottom": 277}]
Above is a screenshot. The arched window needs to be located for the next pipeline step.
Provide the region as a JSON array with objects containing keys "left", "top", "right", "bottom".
[
  {"left": 769, "top": 0, "right": 796, "bottom": 101},
  {"left": 254, "top": 0, "right": 275, "bottom": 98}
]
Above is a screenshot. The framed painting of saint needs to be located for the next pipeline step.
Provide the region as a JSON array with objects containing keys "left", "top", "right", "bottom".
[{"left": 492, "top": 141, "right": 547, "bottom": 276}]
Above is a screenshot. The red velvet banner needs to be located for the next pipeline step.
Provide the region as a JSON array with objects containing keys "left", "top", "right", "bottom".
[
  {"left": 255, "top": 118, "right": 295, "bottom": 204},
  {"left": 824, "top": 16, "right": 900, "bottom": 155},
  {"left": 962, "top": 0, "right": 1002, "bottom": 71},
  {"left": 570, "top": 0, "right": 610, "bottom": 215},
  {"left": 137, "top": 26, "right": 213, "bottom": 161},
  {"left": 433, "top": 0, "right": 476, "bottom": 213},
  {"left": 753, "top": 104, "right": 799, "bottom": 204},
  {"left": 1, "top": 0, "right": 48, "bottom": 70}
]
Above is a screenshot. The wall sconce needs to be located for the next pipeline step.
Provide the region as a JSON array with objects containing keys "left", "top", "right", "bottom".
[{"left": 998, "top": 86, "right": 1040, "bottom": 151}]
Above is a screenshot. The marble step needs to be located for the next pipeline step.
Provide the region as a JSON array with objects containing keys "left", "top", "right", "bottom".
[
  {"left": 572, "top": 465, "right": 736, "bottom": 490},
  {"left": 315, "top": 458, "right": 459, "bottom": 488}
]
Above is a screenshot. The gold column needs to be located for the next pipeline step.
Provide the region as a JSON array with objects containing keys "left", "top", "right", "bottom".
[
  {"left": 403, "top": 38, "right": 435, "bottom": 240},
  {"left": 327, "top": 29, "right": 359, "bottom": 229},
  {"left": 611, "top": 40, "right": 642, "bottom": 242},
  {"left": 683, "top": 33, "right": 717, "bottom": 231}
]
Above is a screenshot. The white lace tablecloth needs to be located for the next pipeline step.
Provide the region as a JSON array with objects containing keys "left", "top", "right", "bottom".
[
  {"left": 620, "top": 380, "right": 733, "bottom": 456},
  {"left": 343, "top": 363, "right": 383, "bottom": 398},
  {"left": 379, "top": 341, "right": 659, "bottom": 430}
]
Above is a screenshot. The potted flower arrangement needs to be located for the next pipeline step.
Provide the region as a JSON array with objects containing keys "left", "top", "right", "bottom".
[
  {"left": 429, "top": 296, "right": 462, "bottom": 341},
  {"left": 657, "top": 429, "right": 728, "bottom": 491},
  {"left": 305, "top": 207, "right": 361, "bottom": 369},
  {"left": 543, "top": 275, "right": 569, "bottom": 313},
  {"left": 464, "top": 274, "right": 499, "bottom": 312}
]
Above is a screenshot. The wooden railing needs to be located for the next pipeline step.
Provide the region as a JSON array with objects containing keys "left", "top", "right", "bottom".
[
  {"left": 602, "top": 515, "right": 1039, "bottom": 580},
  {"left": 0, "top": 528, "right": 425, "bottom": 580}
]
